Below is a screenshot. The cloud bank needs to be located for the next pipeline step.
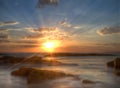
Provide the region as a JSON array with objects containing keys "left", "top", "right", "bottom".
[
  {"left": 97, "top": 26, "right": 120, "bottom": 35},
  {"left": 25, "top": 27, "right": 70, "bottom": 40},
  {"left": 0, "top": 33, "right": 8, "bottom": 39},
  {"left": 0, "top": 21, "right": 19, "bottom": 27}
]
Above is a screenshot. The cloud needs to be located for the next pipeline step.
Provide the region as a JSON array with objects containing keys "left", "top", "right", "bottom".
[
  {"left": 6, "top": 27, "right": 37, "bottom": 39},
  {"left": 18, "top": 44, "right": 38, "bottom": 48},
  {"left": 0, "top": 44, "right": 39, "bottom": 49},
  {"left": 0, "top": 21, "right": 19, "bottom": 27},
  {"left": 0, "top": 39, "right": 10, "bottom": 43},
  {"left": 73, "top": 26, "right": 81, "bottom": 29},
  {"left": 0, "top": 27, "right": 39, "bottom": 41},
  {"left": 25, "top": 34, "right": 43, "bottom": 39},
  {"left": 96, "top": 43, "right": 120, "bottom": 47},
  {"left": 97, "top": 26, "right": 120, "bottom": 35},
  {"left": 60, "top": 19, "right": 81, "bottom": 29},
  {"left": 0, "top": 33, "right": 10, "bottom": 43},
  {"left": 12, "top": 39, "right": 38, "bottom": 44},
  {"left": 60, "top": 21, "right": 72, "bottom": 27},
  {"left": 37, "top": 0, "right": 59, "bottom": 8},
  {"left": 0, "top": 28, "right": 8, "bottom": 32},
  {"left": 24, "top": 27, "right": 36, "bottom": 32},
  {"left": 28, "top": 27, "right": 71, "bottom": 40},
  {"left": 0, "top": 33, "right": 8, "bottom": 39}
]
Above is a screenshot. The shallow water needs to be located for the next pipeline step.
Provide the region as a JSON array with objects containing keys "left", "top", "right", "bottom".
[{"left": 0, "top": 56, "right": 120, "bottom": 88}]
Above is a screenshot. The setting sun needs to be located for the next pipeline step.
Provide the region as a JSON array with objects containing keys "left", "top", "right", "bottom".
[
  {"left": 44, "top": 42, "right": 55, "bottom": 49},
  {"left": 42, "top": 41, "right": 60, "bottom": 52}
]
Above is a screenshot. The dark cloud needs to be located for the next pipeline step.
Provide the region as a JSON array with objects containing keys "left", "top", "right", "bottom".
[
  {"left": 35, "top": 27, "right": 58, "bottom": 32},
  {"left": 0, "top": 39, "right": 10, "bottom": 43},
  {"left": 13, "top": 44, "right": 39, "bottom": 48},
  {"left": 7, "top": 27, "right": 36, "bottom": 39},
  {"left": 0, "top": 44, "right": 39, "bottom": 49},
  {"left": 0, "top": 28, "right": 8, "bottom": 32},
  {"left": 97, "top": 26, "right": 120, "bottom": 35},
  {"left": 13, "top": 40, "right": 38, "bottom": 44},
  {"left": 37, "top": 0, "right": 59, "bottom": 8},
  {"left": 25, "top": 34, "right": 43, "bottom": 39},
  {"left": 0, "top": 21, "right": 19, "bottom": 27},
  {"left": 0, "top": 33, "right": 10, "bottom": 43},
  {"left": 0, "top": 33, "right": 8, "bottom": 39}
]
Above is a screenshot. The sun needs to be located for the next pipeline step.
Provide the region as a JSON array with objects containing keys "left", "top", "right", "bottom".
[
  {"left": 44, "top": 42, "right": 55, "bottom": 49},
  {"left": 42, "top": 41, "right": 60, "bottom": 52}
]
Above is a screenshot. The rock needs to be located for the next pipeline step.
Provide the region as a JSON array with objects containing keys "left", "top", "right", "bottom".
[
  {"left": 107, "top": 58, "right": 120, "bottom": 76},
  {"left": 82, "top": 79, "right": 95, "bottom": 84},
  {"left": 107, "top": 58, "right": 120, "bottom": 69},
  {"left": 11, "top": 67, "right": 73, "bottom": 84},
  {"left": 114, "top": 70, "right": 120, "bottom": 76},
  {"left": 114, "top": 58, "right": 120, "bottom": 70},
  {"left": 11, "top": 67, "right": 33, "bottom": 77},
  {"left": 107, "top": 61, "right": 114, "bottom": 68}
]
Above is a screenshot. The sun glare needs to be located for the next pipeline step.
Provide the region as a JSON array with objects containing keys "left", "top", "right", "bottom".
[
  {"left": 42, "top": 41, "right": 60, "bottom": 52},
  {"left": 44, "top": 42, "right": 55, "bottom": 48}
]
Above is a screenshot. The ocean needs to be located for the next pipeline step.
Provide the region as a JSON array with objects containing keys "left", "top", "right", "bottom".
[{"left": 0, "top": 56, "right": 120, "bottom": 88}]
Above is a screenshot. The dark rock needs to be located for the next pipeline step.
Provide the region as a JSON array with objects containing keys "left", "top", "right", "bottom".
[
  {"left": 114, "top": 70, "right": 120, "bottom": 76},
  {"left": 114, "top": 58, "right": 120, "bottom": 70},
  {"left": 82, "top": 79, "right": 95, "bottom": 84},
  {"left": 107, "top": 61, "right": 114, "bottom": 68},
  {"left": 11, "top": 67, "right": 33, "bottom": 77},
  {"left": 107, "top": 58, "right": 120, "bottom": 76},
  {"left": 107, "top": 58, "right": 120, "bottom": 69},
  {"left": 11, "top": 67, "right": 74, "bottom": 84}
]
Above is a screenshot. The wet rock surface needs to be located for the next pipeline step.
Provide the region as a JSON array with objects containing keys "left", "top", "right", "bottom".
[{"left": 11, "top": 67, "right": 74, "bottom": 84}]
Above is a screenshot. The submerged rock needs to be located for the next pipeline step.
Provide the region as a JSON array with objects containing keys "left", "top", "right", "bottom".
[{"left": 11, "top": 67, "right": 73, "bottom": 84}]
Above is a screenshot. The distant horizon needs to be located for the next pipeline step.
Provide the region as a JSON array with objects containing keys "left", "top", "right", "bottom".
[{"left": 0, "top": 51, "right": 119, "bottom": 55}]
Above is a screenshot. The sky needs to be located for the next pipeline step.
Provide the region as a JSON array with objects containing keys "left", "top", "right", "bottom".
[{"left": 0, "top": 0, "right": 120, "bottom": 53}]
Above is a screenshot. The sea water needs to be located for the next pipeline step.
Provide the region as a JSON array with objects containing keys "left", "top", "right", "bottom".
[{"left": 0, "top": 56, "right": 120, "bottom": 88}]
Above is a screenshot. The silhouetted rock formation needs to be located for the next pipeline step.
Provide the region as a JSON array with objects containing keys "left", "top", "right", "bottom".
[
  {"left": 82, "top": 79, "right": 95, "bottom": 84},
  {"left": 11, "top": 67, "right": 73, "bottom": 84},
  {"left": 114, "top": 58, "right": 120, "bottom": 69},
  {"left": 107, "top": 58, "right": 120, "bottom": 76}
]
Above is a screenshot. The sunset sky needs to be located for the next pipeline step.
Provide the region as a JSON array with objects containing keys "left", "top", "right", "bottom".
[{"left": 0, "top": 0, "right": 119, "bottom": 53}]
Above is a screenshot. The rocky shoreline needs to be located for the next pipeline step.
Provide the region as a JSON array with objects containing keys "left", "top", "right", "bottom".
[{"left": 1, "top": 55, "right": 118, "bottom": 85}]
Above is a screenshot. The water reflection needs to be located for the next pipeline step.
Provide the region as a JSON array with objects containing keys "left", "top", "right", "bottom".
[
  {"left": 0, "top": 69, "right": 27, "bottom": 88},
  {"left": 28, "top": 77, "right": 82, "bottom": 88}
]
